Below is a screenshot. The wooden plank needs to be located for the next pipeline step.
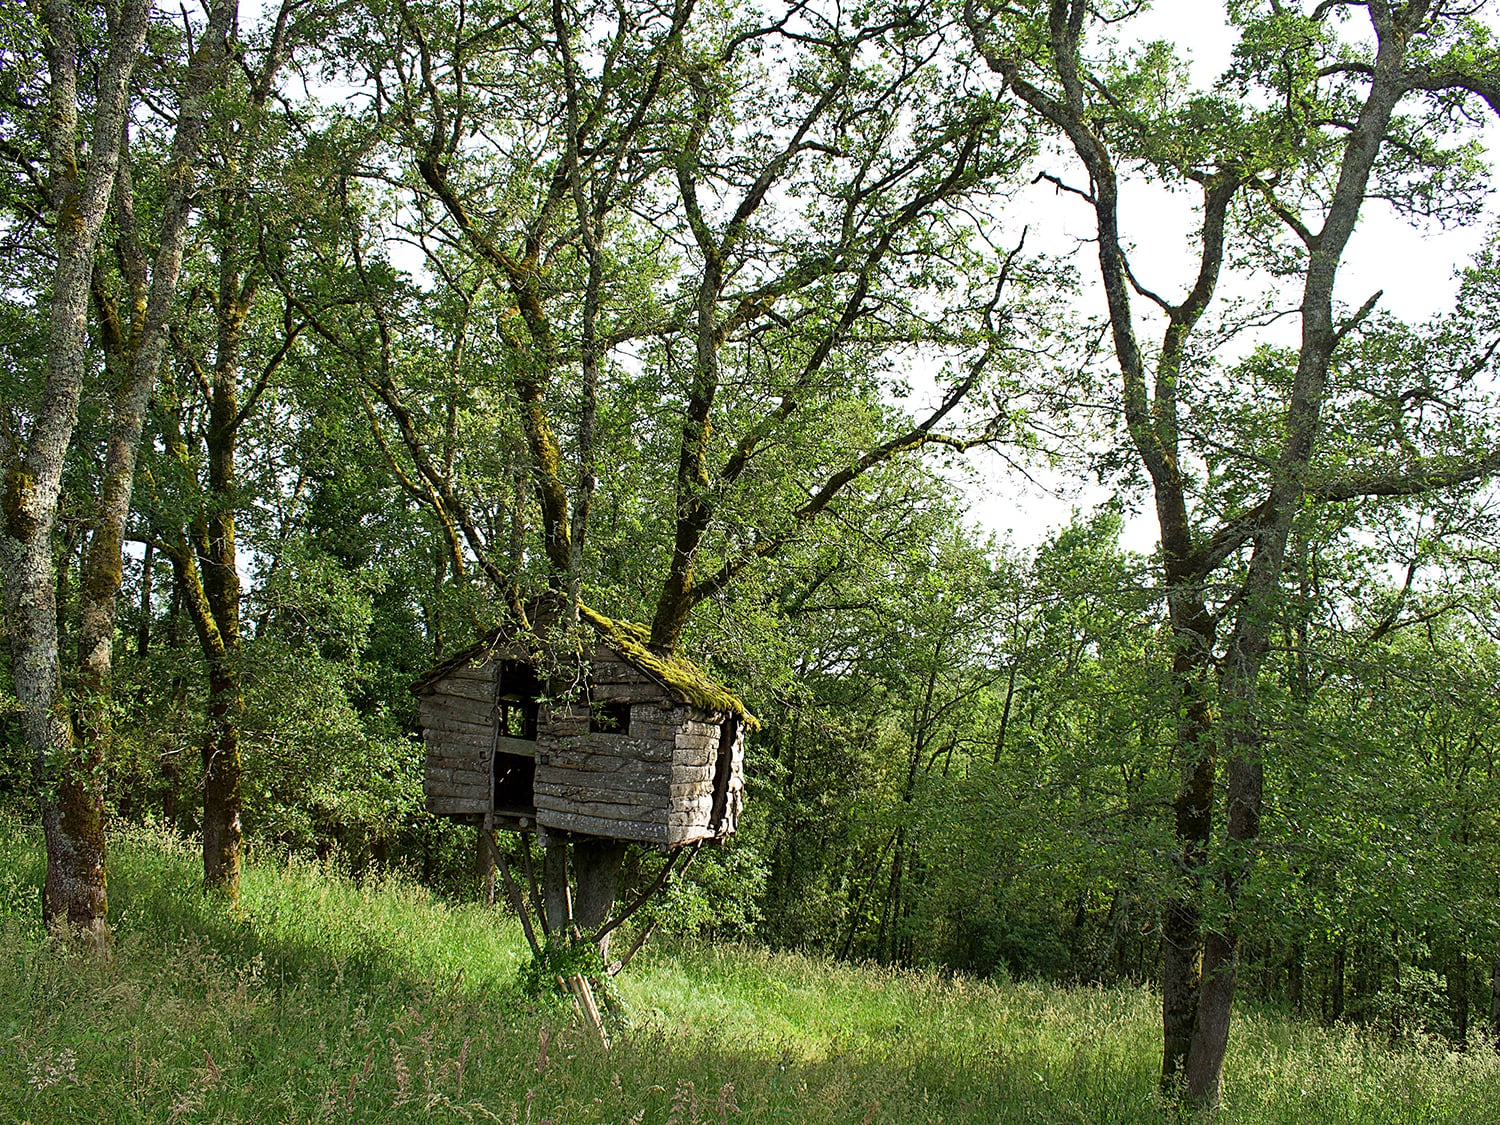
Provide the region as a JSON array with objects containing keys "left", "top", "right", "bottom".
[
  {"left": 431, "top": 677, "right": 495, "bottom": 704},
  {"left": 534, "top": 778, "right": 667, "bottom": 804},
  {"left": 427, "top": 786, "right": 491, "bottom": 805},
  {"left": 537, "top": 751, "right": 705, "bottom": 784},
  {"left": 536, "top": 809, "right": 670, "bottom": 844},
  {"left": 534, "top": 792, "right": 671, "bottom": 823},
  {"left": 537, "top": 750, "right": 664, "bottom": 776},
  {"left": 426, "top": 760, "right": 487, "bottom": 779},
  {"left": 538, "top": 769, "right": 711, "bottom": 800},
  {"left": 426, "top": 796, "right": 491, "bottom": 815},
  {"left": 425, "top": 728, "right": 492, "bottom": 751},
  {"left": 425, "top": 764, "right": 487, "bottom": 787},
  {"left": 672, "top": 743, "right": 714, "bottom": 768},
  {"left": 589, "top": 682, "right": 667, "bottom": 704},
  {"left": 665, "top": 823, "right": 716, "bottom": 847},
  {"left": 629, "top": 720, "right": 675, "bottom": 742},
  {"left": 587, "top": 653, "right": 653, "bottom": 684},
  {"left": 424, "top": 694, "right": 497, "bottom": 721},
  {"left": 425, "top": 762, "right": 488, "bottom": 783},
  {"left": 422, "top": 704, "right": 494, "bottom": 729},
  {"left": 547, "top": 732, "right": 665, "bottom": 756},
  {"left": 425, "top": 755, "right": 487, "bottom": 775},
  {"left": 423, "top": 743, "right": 486, "bottom": 769},
  {"left": 667, "top": 794, "right": 713, "bottom": 819},
  {"left": 630, "top": 702, "right": 678, "bottom": 723},
  {"left": 441, "top": 665, "right": 494, "bottom": 685},
  {"left": 422, "top": 715, "right": 494, "bottom": 738},
  {"left": 425, "top": 742, "right": 487, "bottom": 764},
  {"left": 535, "top": 774, "right": 668, "bottom": 801},
  {"left": 550, "top": 735, "right": 676, "bottom": 765},
  {"left": 495, "top": 735, "right": 537, "bottom": 758},
  {"left": 422, "top": 708, "right": 495, "bottom": 736}
]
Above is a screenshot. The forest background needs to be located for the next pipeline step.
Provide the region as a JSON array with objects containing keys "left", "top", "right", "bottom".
[{"left": 3, "top": 0, "right": 1500, "bottom": 1112}]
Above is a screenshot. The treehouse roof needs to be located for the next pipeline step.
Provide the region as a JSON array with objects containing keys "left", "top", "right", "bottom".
[{"left": 411, "top": 604, "right": 760, "bottom": 731}]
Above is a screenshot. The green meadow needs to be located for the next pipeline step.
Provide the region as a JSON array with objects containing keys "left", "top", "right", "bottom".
[{"left": 1, "top": 822, "right": 1495, "bottom": 1124}]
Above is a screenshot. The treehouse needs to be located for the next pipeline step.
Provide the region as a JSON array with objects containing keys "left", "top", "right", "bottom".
[{"left": 412, "top": 606, "right": 757, "bottom": 847}]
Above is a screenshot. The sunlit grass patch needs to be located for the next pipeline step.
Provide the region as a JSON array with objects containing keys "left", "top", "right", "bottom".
[{"left": 0, "top": 818, "right": 1496, "bottom": 1123}]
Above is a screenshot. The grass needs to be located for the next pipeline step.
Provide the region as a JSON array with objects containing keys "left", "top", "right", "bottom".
[{"left": 0, "top": 821, "right": 1497, "bottom": 1124}]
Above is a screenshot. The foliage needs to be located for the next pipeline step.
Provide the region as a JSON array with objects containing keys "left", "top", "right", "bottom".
[
  {"left": 0, "top": 0, "right": 1498, "bottom": 1104},
  {"left": 515, "top": 938, "right": 608, "bottom": 1003}
]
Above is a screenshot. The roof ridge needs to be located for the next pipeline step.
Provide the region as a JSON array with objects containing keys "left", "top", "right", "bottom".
[{"left": 410, "top": 605, "right": 759, "bottom": 731}]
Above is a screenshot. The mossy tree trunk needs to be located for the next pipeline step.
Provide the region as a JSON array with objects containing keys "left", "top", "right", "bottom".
[
  {"left": 0, "top": 0, "right": 150, "bottom": 934},
  {"left": 146, "top": 2, "right": 297, "bottom": 898}
]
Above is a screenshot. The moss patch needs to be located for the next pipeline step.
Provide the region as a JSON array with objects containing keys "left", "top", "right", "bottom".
[{"left": 579, "top": 605, "right": 759, "bottom": 730}]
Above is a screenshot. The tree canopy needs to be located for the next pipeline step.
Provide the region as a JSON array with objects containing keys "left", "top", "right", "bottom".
[{"left": 2, "top": 0, "right": 1499, "bottom": 1109}]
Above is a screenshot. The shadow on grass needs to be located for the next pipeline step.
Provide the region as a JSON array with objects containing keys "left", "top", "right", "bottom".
[{"left": 1, "top": 822, "right": 1495, "bottom": 1125}]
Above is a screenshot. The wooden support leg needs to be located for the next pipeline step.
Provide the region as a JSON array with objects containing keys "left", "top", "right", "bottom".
[{"left": 486, "top": 832, "right": 541, "bottom": 959}]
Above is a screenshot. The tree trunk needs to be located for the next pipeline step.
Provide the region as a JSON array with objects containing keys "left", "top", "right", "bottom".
[
  {"left": 74, "top": 0, "right": 239, "bottom": 904},
  {"left": 1184, "top": 674, "right": 1266, "bottom": 1105},
  {"left": 543, "top": 837, "right": 571, "bottom": 936},
  {"left": 201, "top": 662, "right": 244, "bottom": 894},
  {"left": 1160, "top": 606, "right": 1218, "bottom": 1084},
  {"left": 1332, "top": 940, "right": 1346, "bottom": 1022},
  {"left": 1448, "top": 948, "right": 1468, "bottom": 1048},
  {"left": 1287, "top": 940, "right": 1304, "bottom": 1016},
  {"left": 149, "top": 7, "right": 295, "bottom": 895},
  {"left": 572, "top": 839, "right": 626, "bottom": 958},
  {"left": 0, "top": 0, "right": 150, "bottom": 934},
  {"left": 1490, "top": 940, "right": 1499, "bottom": 1052}
]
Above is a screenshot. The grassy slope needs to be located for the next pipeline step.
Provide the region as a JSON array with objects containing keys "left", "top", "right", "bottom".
[{"left": 0, "top": 822, "right": 1495, "bottom": 1124}]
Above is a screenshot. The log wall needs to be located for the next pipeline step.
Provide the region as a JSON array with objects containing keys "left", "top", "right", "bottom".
[
  {"left": 417, "top": 642, "right": 748, "bottom": 845},
  {"left": 421, "top": 664, "right": 494, "bottom": 816}
]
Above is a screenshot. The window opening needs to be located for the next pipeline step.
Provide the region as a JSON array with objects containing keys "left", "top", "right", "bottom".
[
  {"left": 491, "top": 659, "right": 540, "bottom": 816},
  {"left": 493, "top": 752, "right": 536, "bottom": 814},
  {"left": 496, "top": 659, "right": 540, "bottom": 741},
  {"left": 589, "top": 700, "right": 632, "bottom": 735}
]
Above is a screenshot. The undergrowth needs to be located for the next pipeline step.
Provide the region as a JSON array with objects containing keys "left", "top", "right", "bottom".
[{"left": 0, "top": 819, "right": 1496, "bottom": 1123}]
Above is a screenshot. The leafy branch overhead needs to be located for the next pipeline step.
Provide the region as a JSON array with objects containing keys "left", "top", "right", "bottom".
[{"left": 332, "top": 0, "right": 1040, "bottom": 652}]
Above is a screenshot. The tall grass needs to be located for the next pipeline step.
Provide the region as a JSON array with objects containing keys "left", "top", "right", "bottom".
[{"left": 0, "top": 819, "right": 1495, "bottom": 1123}]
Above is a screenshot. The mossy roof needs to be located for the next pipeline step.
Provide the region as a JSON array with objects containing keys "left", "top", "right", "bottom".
[
  {"left": 410, "top": 605, "right": 759, "bottom": 731},
  {"left": 577, "top": 605, "right": 759, "bottom": 731}
]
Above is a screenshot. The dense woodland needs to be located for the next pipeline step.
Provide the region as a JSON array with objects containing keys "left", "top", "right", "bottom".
[{"left": 3, "top": 0, "right": 1500, "bottom": 1112}]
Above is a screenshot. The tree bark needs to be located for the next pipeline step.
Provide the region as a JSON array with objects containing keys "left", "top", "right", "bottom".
[
  {"left": 1287, "top": 940, "right": 1304, "bottom": 1016},
  {"left": 1331, "top": 940, "right": 1346, "bottom": 1022},
  {"left": 1448, "top": 948, "right": 1468, "bottom": 1048},
  {"left": 1490, "top": 940, "right": 1499, "bottom": 1052},
  {"left": 0, "top": 0, "right": 151, "bottom": 933},
  {"left": 148, "top": 0, "right": 292, "bottom": 897},
  {"left": 543, "top": 837, "right": 571, "bottom": 936},
  {"left": 571, "top": 839, "right": 627, "bottom": 959}
]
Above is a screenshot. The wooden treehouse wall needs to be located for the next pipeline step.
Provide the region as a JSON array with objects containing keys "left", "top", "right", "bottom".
[{"left": 420, "top": 642, "right": 745, "bottom": 846}]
